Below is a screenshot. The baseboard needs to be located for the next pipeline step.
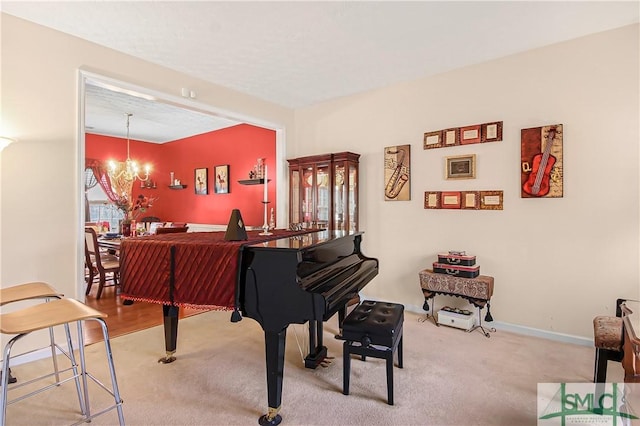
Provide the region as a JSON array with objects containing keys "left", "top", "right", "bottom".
[
  {"left": 7, "top": 347, "right": 65, "bottom": 367},
  {"left": 387, "top": 300, "right": 594, "bottom": 348}
]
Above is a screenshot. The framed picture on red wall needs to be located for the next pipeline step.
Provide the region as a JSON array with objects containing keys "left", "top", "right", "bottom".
[
  {"left": 215, "top": 165, "right": 229, "bottom": 194},
  {"left": 195, "top": 168, "right": 208, "bottom": 195}
]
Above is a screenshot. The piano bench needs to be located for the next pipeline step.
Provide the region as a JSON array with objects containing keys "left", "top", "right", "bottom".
[
  {"left": 593, "top": 315, "right": 623, "bottom": 383},
  {"left": 342, "top": 300, "right": 404, "bottom": 405}
]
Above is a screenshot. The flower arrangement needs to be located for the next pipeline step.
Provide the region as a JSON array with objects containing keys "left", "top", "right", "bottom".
[{"left": 115, "top": 194, "right": 157, "bottom": 222}]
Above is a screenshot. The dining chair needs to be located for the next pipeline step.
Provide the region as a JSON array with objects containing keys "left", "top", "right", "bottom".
[
  {"left": 84, "top": 227, "right": 120, "bottom": 299},
  {"left": 156, "top": 226, "right": 189, "bottom": 234},
  {"left": 139, "top": 216, "right": 161, "bottom": 232}
]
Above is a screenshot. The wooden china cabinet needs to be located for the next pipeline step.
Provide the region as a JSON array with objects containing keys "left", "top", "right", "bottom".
[{"left": 287, "top": 152, "right": 359, "bottom": 232}]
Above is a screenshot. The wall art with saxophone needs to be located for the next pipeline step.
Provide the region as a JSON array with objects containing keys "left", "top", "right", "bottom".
[
  {"left": 384, "top": 144, "right": 411, "bottom": 201},
  {"left": 520, "top": 124, "right": 563, "bottom": 198}
]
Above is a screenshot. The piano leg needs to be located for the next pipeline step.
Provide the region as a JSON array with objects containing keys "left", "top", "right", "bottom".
[
  {"left": 260, "top": 329, "right": 286, "bottom": 426},
  {"left": 304, "top": 320, "right": 328, "bottom": 369},
  {"left": 336, "top": 306, "right": 346, "bottom": 339},
  {"left": 158, "top": 304, "right": 179, "bottom": 364}
]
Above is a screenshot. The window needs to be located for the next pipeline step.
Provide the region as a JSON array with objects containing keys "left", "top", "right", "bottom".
[{"left": 86, "top": 183, "right": 124, "bottom": 232}]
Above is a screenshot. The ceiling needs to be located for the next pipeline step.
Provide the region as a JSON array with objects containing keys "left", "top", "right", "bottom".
[
  {"left": 3, "top": 1, "right": 638, "bottom": 143},
  {"left": 84, "top": 82, "right": 240, "bottom": 143}
]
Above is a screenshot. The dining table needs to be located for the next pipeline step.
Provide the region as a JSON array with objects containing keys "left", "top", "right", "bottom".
[{"left": 97, "top": 236, "right": 122, "bottom": 253}]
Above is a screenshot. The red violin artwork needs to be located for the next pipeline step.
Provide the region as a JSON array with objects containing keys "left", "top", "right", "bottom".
[{"left": 522, "top": 126, "right": 557, "bottom": 197}]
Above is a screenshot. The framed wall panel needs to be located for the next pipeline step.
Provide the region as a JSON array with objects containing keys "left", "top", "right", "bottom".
[
  {"left": 423, "top": 121, "right": 502, "bottom": 150},
  {"left": 441, "top": 191, "right": 462, "bottom": 209},
  {"left": 443, "top": 128, "right": 459, "bottom": 147},
  {"left": 423, "top": 131, "right": 442, "bottom": 150},
  {"left": 424, "top": 191, "right": 441, "bottom": 209},
  {"left": 480, "top": 190, "right": 504, "bottom": 210},
  {"left": 482, "top": 122, "right": 503, "bottom": 143},
  {"left": 460, "top": 125, "right": 481, "bottom": 145},
  {"left": 461, "top": 191, "right": 480, "bottom": 209}
]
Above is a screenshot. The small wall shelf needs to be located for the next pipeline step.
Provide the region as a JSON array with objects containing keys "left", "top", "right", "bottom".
[
  {"left": 168, "top": 184, "right": 188, "bottom": 189},
  {"left": 238, "top": 179, "right": 270, "bottom": 185}
]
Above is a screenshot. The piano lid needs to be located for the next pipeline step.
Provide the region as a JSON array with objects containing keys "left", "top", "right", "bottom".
[{"left": 244, "top": 229, "right": 363, "bottom": 251}]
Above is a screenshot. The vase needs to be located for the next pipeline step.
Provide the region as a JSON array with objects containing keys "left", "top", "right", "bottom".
[{"left": 120, "top": 220, "right": 132, "bottom": 237}]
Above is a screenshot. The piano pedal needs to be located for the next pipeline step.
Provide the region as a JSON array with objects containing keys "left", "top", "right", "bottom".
[{"left": 319, "top": 355, "right": 335, "bottom": 368}]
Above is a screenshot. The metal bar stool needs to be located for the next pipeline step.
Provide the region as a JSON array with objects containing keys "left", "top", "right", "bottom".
[
  {"left": 0, "top": 297, "right": 125, "bottom": 425},
  {"left": 1, "top": 282, "right": 69, "bottom": 386}
]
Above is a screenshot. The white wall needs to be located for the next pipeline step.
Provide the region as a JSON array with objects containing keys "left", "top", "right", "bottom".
[{"left": 294, "top": 24, "right": 640, "bottom": 338}]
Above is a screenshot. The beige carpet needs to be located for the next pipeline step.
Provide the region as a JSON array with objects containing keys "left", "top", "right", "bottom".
[{"left": 4, "top": 310, "right": 620, "bottom": 425}]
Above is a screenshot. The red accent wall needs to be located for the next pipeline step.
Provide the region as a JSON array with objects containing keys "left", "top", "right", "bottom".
[{"left": 86, "top": 124, "right": 276, "bottom": 227}]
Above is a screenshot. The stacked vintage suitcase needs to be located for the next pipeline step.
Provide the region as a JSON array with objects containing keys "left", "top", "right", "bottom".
[
  {"left": 432, "top": 250, "right": 480, "bottom": 278},
  {"left": 433, "top": 251, "right": 480, "bottom": 330}
]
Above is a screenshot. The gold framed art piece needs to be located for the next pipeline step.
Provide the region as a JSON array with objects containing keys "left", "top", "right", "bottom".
[{"left": 445, "top": 154, "right": 476, "bottom": 180}]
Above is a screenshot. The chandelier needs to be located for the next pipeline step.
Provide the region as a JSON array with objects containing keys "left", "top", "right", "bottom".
[{"left": 108, "top": 113, "right": 151, "bottom": 183}]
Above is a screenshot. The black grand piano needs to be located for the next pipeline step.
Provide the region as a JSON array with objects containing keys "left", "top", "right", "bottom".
[
  {"left": 119, "top": 229, "right": 378, "bottom": 425},
  {"left": 238, "top": 230, "right": 378, "bottom": 425}
]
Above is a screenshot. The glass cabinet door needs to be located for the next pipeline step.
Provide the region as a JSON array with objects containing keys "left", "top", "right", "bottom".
[
  {"left": 347, "top": 162, "right": 358, "bottom": 231},
  {"left": 333, "top": 152, "right": 359, "bottom": 232},
  {"left": 334, "top": 163, "right": 346, "bottom": 230},
  {"left": 315, "top": 163, "right": 330, "bottom": 228},
  {"left": 301, "top": 167, "right": 314, "bottom": 224},
  {"left": 288, "top": 152, "right": 359, "bottom": 231},
  {"left": 289, "top": 169, "right": 300, "bottom": 224}
]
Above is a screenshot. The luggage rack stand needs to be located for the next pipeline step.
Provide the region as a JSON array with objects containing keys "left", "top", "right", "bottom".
[{"left": 418, "top": 269, "right": 496, "bottom": 338}]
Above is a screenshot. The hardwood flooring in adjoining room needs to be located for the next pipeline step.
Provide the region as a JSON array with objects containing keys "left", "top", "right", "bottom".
[{"left": 83, "top": 285, "right": 205, "bottom": 346}]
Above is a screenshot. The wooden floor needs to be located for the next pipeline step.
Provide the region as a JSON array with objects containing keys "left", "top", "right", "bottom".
[{"left": 83, "top": 285, "right": 205, "bottom": 346}]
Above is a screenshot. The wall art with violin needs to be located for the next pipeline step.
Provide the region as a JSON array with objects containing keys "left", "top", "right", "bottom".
[{"left": 520, "top": 124, "right": 563, "bottom": 198}]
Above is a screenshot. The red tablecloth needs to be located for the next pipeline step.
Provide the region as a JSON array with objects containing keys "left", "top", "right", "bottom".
[{"left": 119, "top": 229, "right": 317, "bottom": 310}]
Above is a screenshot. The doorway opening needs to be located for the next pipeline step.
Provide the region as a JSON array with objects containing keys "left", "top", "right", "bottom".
[{"left": 78, "top": 70, "right": 287, "bottom": 339}]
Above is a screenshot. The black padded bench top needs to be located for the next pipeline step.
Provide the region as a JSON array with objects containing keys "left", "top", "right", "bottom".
[{"left": 342, "top": 300, "right": 404, "bottom": 347}]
